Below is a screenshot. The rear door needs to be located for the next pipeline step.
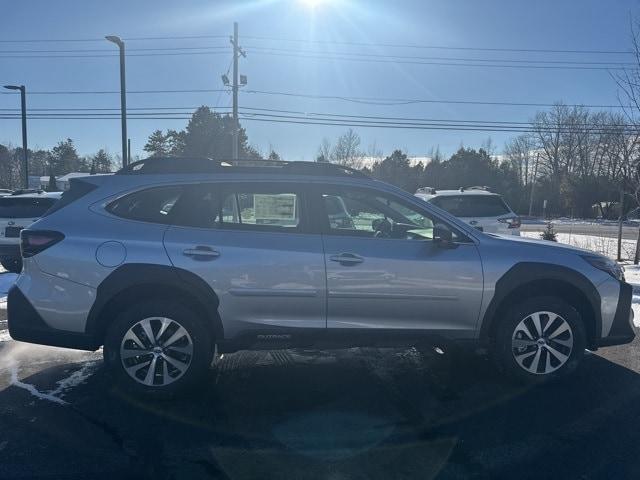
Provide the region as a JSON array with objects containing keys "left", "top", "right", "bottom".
[{"left": 163, "top": 182, "right": 326, "bottom": 337}]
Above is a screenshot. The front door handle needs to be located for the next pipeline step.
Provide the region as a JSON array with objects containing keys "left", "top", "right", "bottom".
[
  {"left": 183, "top": 246, "right": 220, "bottom": 259},
  {"left": 329, "top": 253, "right": 364, "bottom": 265}
]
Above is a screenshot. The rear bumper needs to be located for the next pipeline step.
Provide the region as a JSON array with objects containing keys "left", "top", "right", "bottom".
[
  {"left": 0, "top": 243, "right": 20, "bottom": 259},
  {"left": 597, "top": 282, "right": 635, "bottom": 347},
  {"left": 7, "top": 286, "right": 99, "bottom": 351}
]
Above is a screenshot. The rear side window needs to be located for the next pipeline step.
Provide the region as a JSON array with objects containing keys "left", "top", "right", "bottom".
[
  {"left": 0, "top": 197, "right": 57, "bottom": 218},
  {"left": 169, "top": 184, "right": 302, "bottom": 231},
  {"left": 107, "top": 186, "right": 182, "bottom": 223},
  {"left": 430, "top": 195, "right": 511, "bottom": 217},
  {"left": 221, "top": 192, "right": 300, "bottom": 228}
]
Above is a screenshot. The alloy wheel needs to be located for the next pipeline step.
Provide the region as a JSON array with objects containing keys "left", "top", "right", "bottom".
[
  {"left": 120, "top": 317, "right": 194, "bottom": 387},
  {"left": 511, "top": 311, "right": 574, "bottom": 375}
]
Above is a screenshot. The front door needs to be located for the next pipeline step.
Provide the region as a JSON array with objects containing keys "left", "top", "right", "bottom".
[
  {"left": 315, "top": 186, "right": 484, "bottom": 334},
  {"left": 163, "top": 182, "right": 326, "bottom": 338}
]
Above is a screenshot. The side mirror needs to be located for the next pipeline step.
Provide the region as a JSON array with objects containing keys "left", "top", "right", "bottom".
[{"left": 433, "top": 223, "right": 454, "bottom": 247}]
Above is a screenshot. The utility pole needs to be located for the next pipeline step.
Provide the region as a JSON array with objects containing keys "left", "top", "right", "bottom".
[
  {"left": 3, "top": 85, "right": 28, "bottom": 188},
  {"left": 617, "top": 187, "right": 624, "bottom": 262},
  {"left": 229, "top": 22, "right": 246, "bottom": 162},
  {"left": 528, "top": 152, "right": 539, "bottom": 217}
]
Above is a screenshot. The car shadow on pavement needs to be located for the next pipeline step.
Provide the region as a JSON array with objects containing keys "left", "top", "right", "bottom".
[{"left": 3, "top": 347, "right": 640, "bottom": 480}]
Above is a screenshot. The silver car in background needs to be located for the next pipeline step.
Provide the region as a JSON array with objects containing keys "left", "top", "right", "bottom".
[
  {"left": 7, "top": 158, "right": 634, "bottom": 396},
  {"left": 0, "top": 190, "right": 62, "bottom": 272}
]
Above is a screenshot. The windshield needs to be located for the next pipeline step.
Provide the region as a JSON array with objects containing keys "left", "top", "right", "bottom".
[
  {"left": 431, "top": 195, "right": 511, "bottom": 217},
  {"left": 0, "top": 197, "right": 57, "bottom": 218}
]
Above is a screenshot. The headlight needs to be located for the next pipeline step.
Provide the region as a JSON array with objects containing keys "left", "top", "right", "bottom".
[{"left": 581, "top": 255, "right": 625, "bottom": 282}]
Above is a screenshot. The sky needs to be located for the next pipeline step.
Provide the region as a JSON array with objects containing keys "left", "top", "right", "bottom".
[{"left": 0, "top": 0, "right": 639, "bottom": 163}]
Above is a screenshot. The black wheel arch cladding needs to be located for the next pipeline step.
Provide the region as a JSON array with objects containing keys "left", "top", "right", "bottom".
[
  {"left": 86, "top": 263, "right": 223, "bottom": 344},
  {"left": 480, "top": 262, "right": 602, "bottom": 348}
]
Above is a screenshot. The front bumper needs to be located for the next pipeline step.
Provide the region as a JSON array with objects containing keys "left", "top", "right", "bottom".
[
  {"left": 597, "top": 281, "right": 635, "bottom": 347},
  {"left": 8, "top": 286, "right": 99, "bottom": 351}
]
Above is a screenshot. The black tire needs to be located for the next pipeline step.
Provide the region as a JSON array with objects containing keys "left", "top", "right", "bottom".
[
  {"left": 492, "top": 296, "right": 586, "bottom": 383},
  {"left": 1, "top": 258, "right": 22, "bottom": 273},
  {"left": 104, "top": 299, "right": 213, "bottom": 397}
]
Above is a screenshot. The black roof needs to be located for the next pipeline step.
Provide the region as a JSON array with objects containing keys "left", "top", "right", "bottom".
[{"left": 116, "top": 157, "right": 368, "bottom": 178}]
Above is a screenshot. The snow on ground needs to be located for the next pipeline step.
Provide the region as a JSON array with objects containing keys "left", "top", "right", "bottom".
[{"left": 521, "top": 231, "right": 638, "bottom": 260}]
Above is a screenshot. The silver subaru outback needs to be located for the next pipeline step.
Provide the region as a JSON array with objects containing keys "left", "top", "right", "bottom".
[{"left": 7, "top": 158, "right": 635, "bottom": 395}]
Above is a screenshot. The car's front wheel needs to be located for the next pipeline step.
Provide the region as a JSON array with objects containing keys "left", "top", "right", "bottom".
[
  {"left": 493, "top": 296, "right": 586, "bottom": 382},
  {"left": 104, "top": 300, "right": 213, "bottom": 396}
]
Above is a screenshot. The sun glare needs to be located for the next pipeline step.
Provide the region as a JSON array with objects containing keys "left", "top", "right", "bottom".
[{"left": 299, "top": 0, "right": 328, "bottom": 8}]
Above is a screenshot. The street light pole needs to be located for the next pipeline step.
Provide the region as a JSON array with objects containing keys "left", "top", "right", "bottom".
[
  {"left": 4, "top": 85, "right": 28, "bottom": 188},
  {"left": 105, "top": 35, "right": 128, "bottom": 167}
]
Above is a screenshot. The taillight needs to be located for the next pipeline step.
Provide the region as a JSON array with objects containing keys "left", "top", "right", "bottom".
[
  {"left": 499, "top": 217, "right": 521, "bottom": 229},
  {"left": 20, "top": 230, "right": 64, "bottom": 258}
]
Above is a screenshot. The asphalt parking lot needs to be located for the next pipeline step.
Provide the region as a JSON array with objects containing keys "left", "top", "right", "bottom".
[{"left": 2, "top": 272, "right": 640, "bottom": 480}]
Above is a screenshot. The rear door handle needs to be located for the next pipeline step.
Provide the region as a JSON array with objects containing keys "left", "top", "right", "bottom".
[
  {"left": 329, "top": 253, "right": 364, "bottom": 265},
  {"left": 183, "top": 246, "right": 220, "bottom": 259}
]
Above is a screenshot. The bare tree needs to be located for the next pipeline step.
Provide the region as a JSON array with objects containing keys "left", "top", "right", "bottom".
[
  {"left": 332, "top": 129, "right": 363, "bottom": 168},
  {"left": 316, "top": 138, "right": 332, "bottom": 162},
  {"left": 504, "top": 134, "right": 536, "bottom": 186}
]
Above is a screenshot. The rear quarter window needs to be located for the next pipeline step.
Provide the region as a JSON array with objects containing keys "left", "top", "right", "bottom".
[
  {"left": 431, "top": 195, "right": 511, "bottom": 217},
  {"left": 0, "top": 197, "right": 58, "bottom": 218},
  {"left": 106, "top": 186, "right": 182, "bottom": 224}
]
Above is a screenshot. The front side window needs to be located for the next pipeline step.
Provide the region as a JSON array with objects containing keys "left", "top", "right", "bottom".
[
  {"left": 320, "top": 188, "right": 435, "bottom": 240},
  {"left": 106, "top": 186, "right": 182, "bottom": 223}
]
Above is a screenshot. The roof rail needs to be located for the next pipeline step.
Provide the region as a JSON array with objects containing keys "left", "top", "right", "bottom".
[
  {"left": 116, "top": 156, "right": 369, "bottom": 178},
  {"left": 11, "top": 188, "right": 44, "bottom": 196},
  {"left": 460, "top": 186, "right": 490, "bottom": 192}
]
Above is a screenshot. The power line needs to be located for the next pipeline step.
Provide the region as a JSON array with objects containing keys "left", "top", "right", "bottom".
[
  {"left": 0, "top": 34, "right": 228, "bottom": 44},
  {"left": 0, "top": 89, "right": 229, "bottom": 95},
  {"left": 243, "top": 34, "right": 633, "bottom": 56},
  {"left": 1, "top": 110, "right": 636, "bottom": 135},
  {"left": 249, "top": 49, "right": 632, "bottom": 71},
  {"left": 0, "top": 46, "right": 228, "bottom": 54},
  {"left": 1, "top": 44, "right": 635, "bottom": 68},
  {"left": 247, "top": 46, "right": 637, "bottom": 67},
  {"left": 1, "top": 47, "right": 633, "bottom": 69},
  {"left": 1, "top": 104, "right": 637, "bottom": 127},
  {"left": 0, "top": 86, "right": 627, "bottom": 109},
  {"left": 0, "top": 50, "right": 230, "bottom": 59},
  {"left": 242, "top": 89, "right": 626, "bottom": 109}
]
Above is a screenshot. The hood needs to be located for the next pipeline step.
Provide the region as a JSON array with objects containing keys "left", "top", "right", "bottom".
[{"left": 486, "top": 233, "right": 598, "bottom": 256}]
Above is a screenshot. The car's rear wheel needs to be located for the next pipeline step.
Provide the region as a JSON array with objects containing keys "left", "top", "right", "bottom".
[
  {"left": 493, "top": 296, "right": 586, "bottom": 382},
  {"left": 104, "top": 300, "right": 213, "bottom": 397},
  {"left": 1, "top": 258, "right": 22, "bottom": 273}
]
